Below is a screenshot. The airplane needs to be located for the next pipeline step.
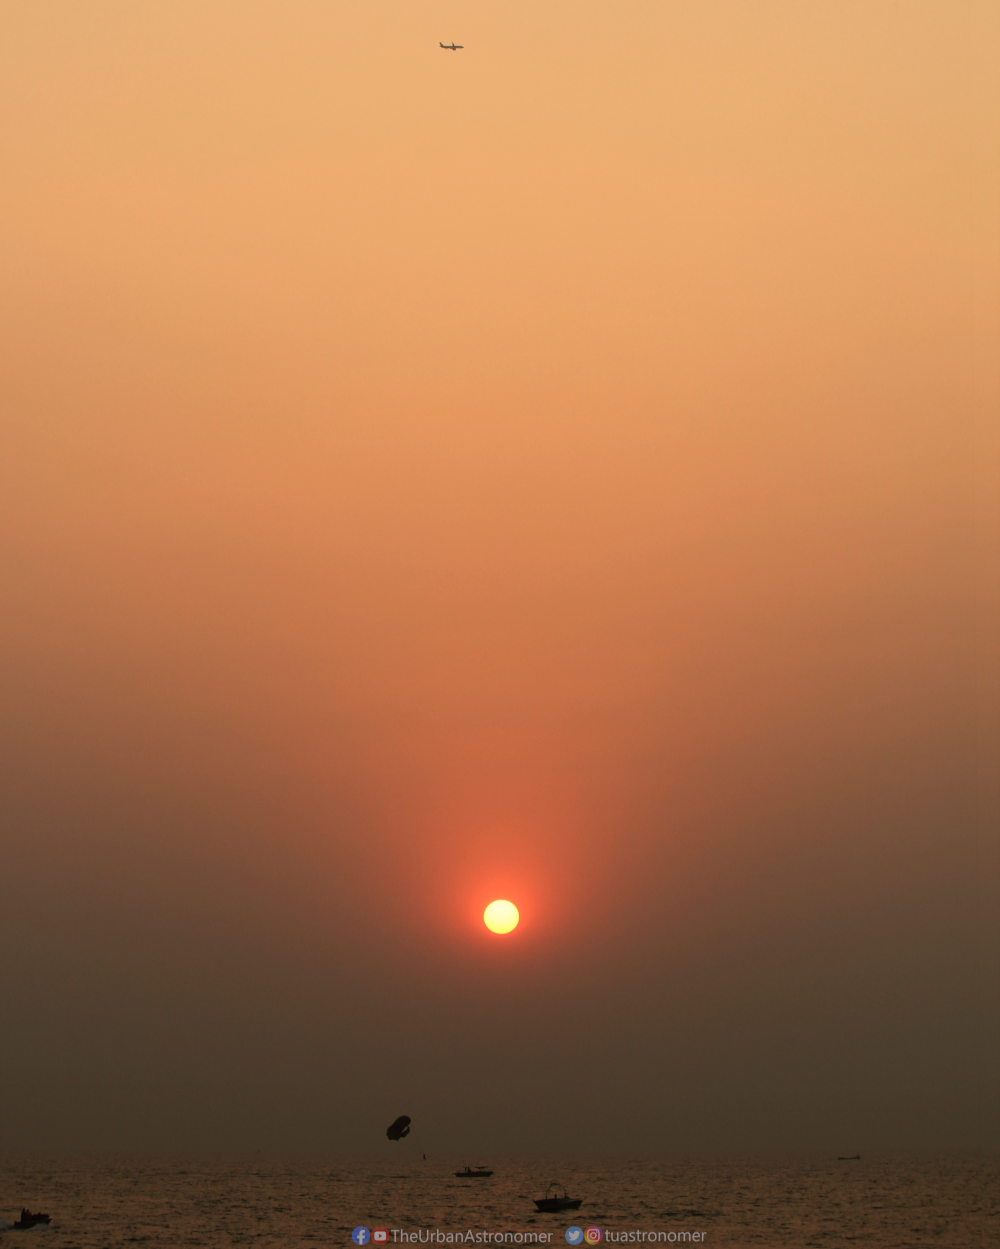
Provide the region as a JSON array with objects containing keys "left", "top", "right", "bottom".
[{"left": 439, "top": 42, "right": 463, "bottom": 50}]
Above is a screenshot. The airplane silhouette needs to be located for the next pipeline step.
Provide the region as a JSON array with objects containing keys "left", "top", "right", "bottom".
[{"left": 439, "top": 42, "right": 463, "bottom": 51}]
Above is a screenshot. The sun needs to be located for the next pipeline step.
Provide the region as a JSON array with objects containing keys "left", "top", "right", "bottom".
[{"left": 484, "top": 899, "right": 519, "bottom": 934}]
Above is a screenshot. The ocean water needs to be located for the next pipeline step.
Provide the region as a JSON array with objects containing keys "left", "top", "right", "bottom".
[{"left": 0, "top": 1154, "right": 994, "bottom": 1248}]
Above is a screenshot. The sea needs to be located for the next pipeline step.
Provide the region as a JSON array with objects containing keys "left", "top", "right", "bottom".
[{"left": 0, "top": 1154, "right": 995, "bottom": 1248}]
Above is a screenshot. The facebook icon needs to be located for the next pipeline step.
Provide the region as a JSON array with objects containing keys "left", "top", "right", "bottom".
[{"left": 352, "top": 1230, "right": 371, "bottom": 1245}]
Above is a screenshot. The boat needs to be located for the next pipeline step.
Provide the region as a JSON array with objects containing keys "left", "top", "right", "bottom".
[
  {"left": 454, "top": 1166, "right": 494, "bottom": 1178},
  {"left": 13, "top": 1209, "right": 52, "bottom": 1230},
  {"left": 837, "top": 1155, "right": 861, "bottom": 1161},
  {"left": 533, "top": 1184, "right": 583, "bottom": 1213}
]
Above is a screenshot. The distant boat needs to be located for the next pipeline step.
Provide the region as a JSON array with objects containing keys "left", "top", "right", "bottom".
[
  {"left": 838, "top": 1155, "right": 861, "bottom": 1161},
  {"left": 454, "top": 1165, "right": 494, "bottom": 1178},
  {"left": 534, "top": 1184, "right": 583, "bottom": 1213},
  {"left": 13, "top": 1209, "right": 52, "bottom": 1229}
]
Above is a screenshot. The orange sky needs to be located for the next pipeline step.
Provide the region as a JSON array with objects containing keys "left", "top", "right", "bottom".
[{"left": 1, "top": 1, "right": 998, "bottom": 1154}]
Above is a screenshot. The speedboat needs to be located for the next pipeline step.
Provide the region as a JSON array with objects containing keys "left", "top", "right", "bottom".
[
  {"left": 454, "top": 1165, "right": 494, "bottom": 1178},
  {"left": 13, "top": 1209, "right": 52, "bottom": 1230},
  {"left": 533, "top": 1185, "right": 582, "bottom": 1212}
]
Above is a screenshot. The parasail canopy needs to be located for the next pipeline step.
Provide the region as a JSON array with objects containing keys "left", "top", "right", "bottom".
[{"left": 386, "top": 1115, "right": 411, "bottom": 1141}]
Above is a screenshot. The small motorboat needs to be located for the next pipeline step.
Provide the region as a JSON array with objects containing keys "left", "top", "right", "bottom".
[
  {"left": 454, "top": 1165, "right": 494, "bottom": 1178},
  {"left": 837, "top": 1155, "right": 861, "bottom": 1161},
  {"left": 13, "top": 1209, "right": 52, "bottom": 1230},
  {"left": 533, "top": 1184, "right": 583, "bottom": 1213}
]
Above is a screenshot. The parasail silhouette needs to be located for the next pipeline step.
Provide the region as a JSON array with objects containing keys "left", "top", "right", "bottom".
[{"left": 386, "top": 1115, "right": 411, "bottom": 1141}]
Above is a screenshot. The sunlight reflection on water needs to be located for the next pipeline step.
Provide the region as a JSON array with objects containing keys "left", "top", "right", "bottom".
[{"left": 0, "top": 1153, "right": 994, "bottom": 1247}]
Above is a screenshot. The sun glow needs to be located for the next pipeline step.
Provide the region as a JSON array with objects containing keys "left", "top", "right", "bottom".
[{"left": 484, "top": 899, "right": 519, "bottom": 934}]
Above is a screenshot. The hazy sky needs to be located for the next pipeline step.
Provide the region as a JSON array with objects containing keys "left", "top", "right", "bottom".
[{"left": 2, "top": 1, "right": 998, "bottom": 1157}]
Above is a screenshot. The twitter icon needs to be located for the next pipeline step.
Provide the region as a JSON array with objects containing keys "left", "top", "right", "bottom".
[{"left": 565, "top": 1230, "right": 583, "bottom": 1245}]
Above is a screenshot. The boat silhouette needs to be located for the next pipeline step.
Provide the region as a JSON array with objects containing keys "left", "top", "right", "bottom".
[
  {"left": 534, "top": 1184, "right": 583, "bottom": 1212},
  {"left": 454, "top": 1165, "right": 494, "bottom": 1178},
  {"left": 13, "top": 1209, "right": 52, "bottom": 1230}
]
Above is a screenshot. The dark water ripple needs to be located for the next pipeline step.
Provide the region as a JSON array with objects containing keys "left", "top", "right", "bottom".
[{"left": 0, "top": 1154, "right": 994, "bottom": 1247}]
